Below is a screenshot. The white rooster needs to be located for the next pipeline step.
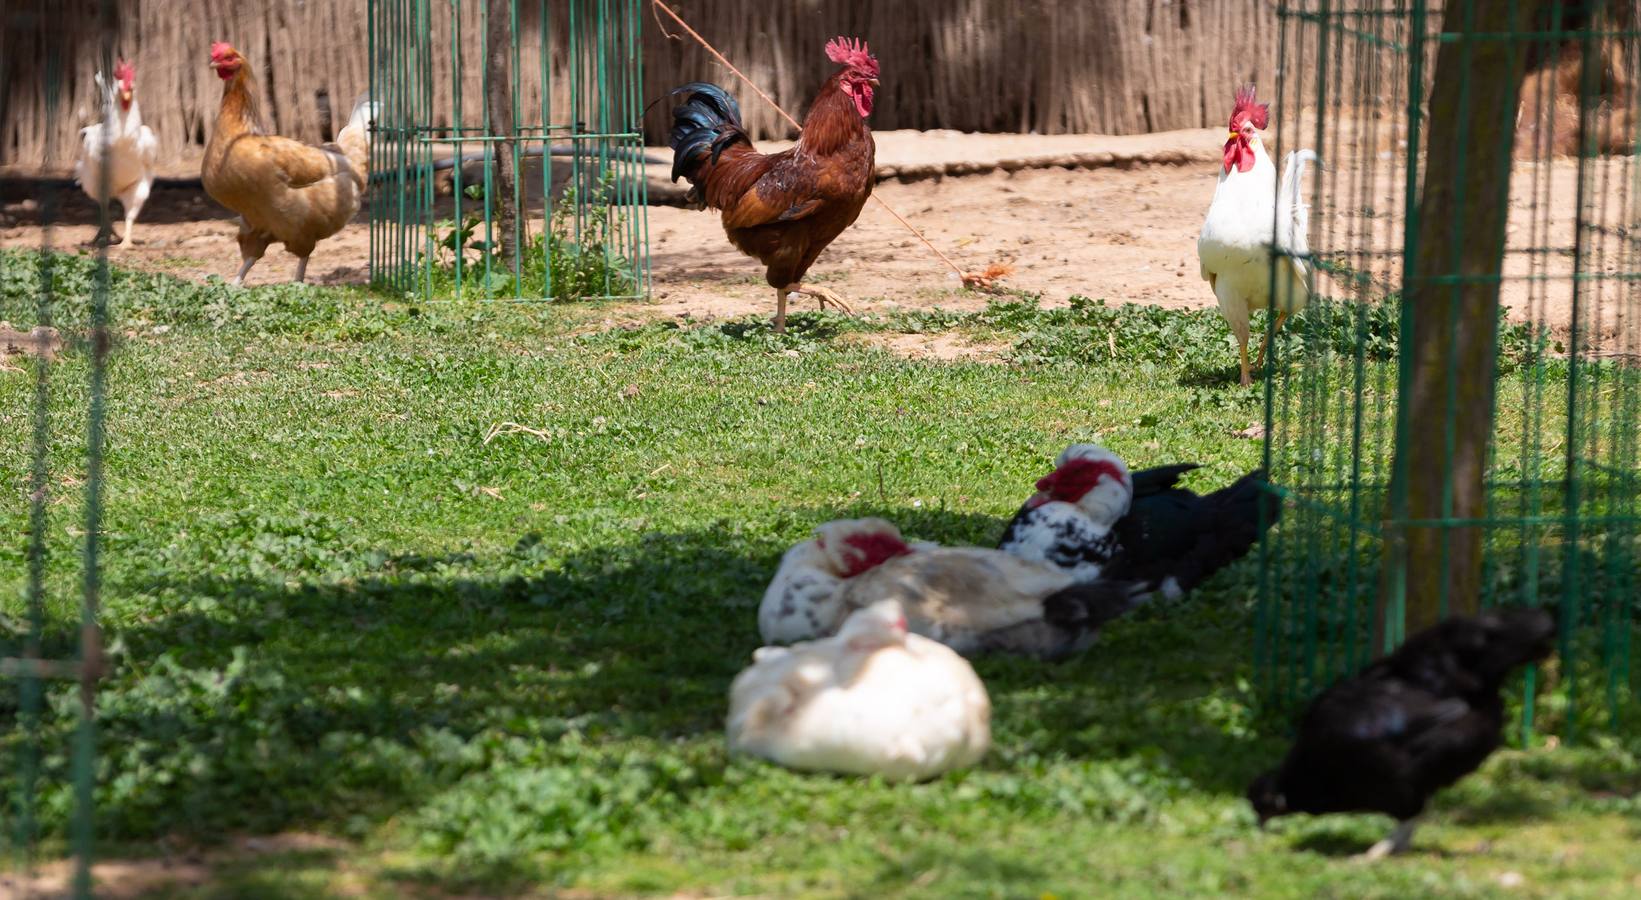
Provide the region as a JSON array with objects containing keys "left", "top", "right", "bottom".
[
  {"left": 1197, "top": 85, "right": 1318, "bottom": 386},
  {"left": 728, "top": 601, "right": 991, "bottom": 782},
  {"left": 76, "top": 60, "right": 159, "bottom": 249}
]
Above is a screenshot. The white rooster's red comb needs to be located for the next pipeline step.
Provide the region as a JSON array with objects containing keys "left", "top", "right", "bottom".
[
  {"left": 1231, "top": 84, "right": 1270, "bottom": 131},
  {"left": 825, "top": 37, "right": 879, "bottom": 78},
  {"left": 113, "top": 59, "right": 135, "bottom": 86}
]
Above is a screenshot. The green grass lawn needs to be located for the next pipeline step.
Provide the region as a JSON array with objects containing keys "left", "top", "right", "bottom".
[{"left": 2, "top": 251, "right": 1639, "bottom": 898}]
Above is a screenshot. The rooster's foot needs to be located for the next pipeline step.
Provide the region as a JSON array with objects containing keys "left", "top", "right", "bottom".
[
  {"left": 788, "top": 283, "right": 854, "bottom": 315},
  {"left": 1355, "top": 820, "right": 1417, "bottom": 862}
]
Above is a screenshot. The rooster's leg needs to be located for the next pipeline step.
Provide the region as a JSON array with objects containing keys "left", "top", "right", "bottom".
[
  {"left": 1237, "top": 335, "right": 1252, "bottom": 387},
  {"left": 231, "top": 257, "right": 258, "bottom": 287},
  {"left": 232, "top": 221, "right": 271, "bottom": 287},
  {"left": 1254, "top": 311, "right": 1290, "bottom": 372},
  {"left": 294, "top": 256, "right": 310, "bottom": 284},
  {"left": 1358, "top": 819, "right": 1417, "bottom": 861},
  {"left": 773, "top": 288, "right": 788, "bottom": 334},
  {"left": 90, "top": 203, "right": 114, "bottom": 246},
  {"left": 786, "top": 283, "right": 855, "bottom": 315},
  {"left": 117, "top": 184, "right": 150, "bottom": 250}
]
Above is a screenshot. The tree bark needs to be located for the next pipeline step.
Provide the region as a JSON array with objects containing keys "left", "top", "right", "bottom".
[
  {"left": 485, "top": 0, "right": 521, "bottom": 269},
  {"left": 1381, "top": 0, "right": 1547, "bottom": 646}
]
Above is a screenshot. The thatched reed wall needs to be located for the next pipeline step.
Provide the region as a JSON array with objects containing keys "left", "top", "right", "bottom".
[
  {"left": 5, "top": 0, "right": 1283, "bottom": 171},
  {"left": 3, "top": 0, "right": 377, "bottom": 169},
  {"left": 649, "top": 0, "right": 1278, "bottom": 139}
]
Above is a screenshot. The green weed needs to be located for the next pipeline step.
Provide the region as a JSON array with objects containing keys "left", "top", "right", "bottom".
[{"left": 1, "top": 251, "right": 1636, "bottom": 897}]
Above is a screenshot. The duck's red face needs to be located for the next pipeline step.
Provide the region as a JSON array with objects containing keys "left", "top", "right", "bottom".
[
  {"left": 839, "top": 531, "right": 912, "bottom": 577},
  {"left": 1027, "top": 457, "right": 1127, "bottom": 508}
]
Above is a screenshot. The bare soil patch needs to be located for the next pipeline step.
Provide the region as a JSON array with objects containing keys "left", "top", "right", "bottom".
[
  {"left": 2, "top": 127, "right": 1624, "bottom": 350},
  {"left": 2, "top": 833, "right": 351, "bottom": 900}
]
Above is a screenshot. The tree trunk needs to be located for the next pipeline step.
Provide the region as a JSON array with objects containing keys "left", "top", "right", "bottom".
[
  {"left": 1381, "top": 0, "right": 1547, "bottom": 647},
  {"left": 485, "top": 0, "right": 521, "bottom": 270}
]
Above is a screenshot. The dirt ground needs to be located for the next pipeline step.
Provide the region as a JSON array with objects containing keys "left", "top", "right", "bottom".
[
  {"left": 1, "top": 127, "right": 1632, "bottom": 349},
  {"left": 0, "top": 129, "right": 1225, "bottom": 318}
]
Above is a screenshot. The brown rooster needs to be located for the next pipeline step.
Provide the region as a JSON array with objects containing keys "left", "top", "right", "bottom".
[
  {"left": 202, "top": 42, "right": 376, "bottom": 286},
  {"left": 667, "top": 37, "right": 879, "bottom": 332}
]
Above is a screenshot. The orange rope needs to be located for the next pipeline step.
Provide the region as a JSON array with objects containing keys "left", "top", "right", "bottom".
[{"left": 650, "top": 0, "right": 988, "bottom": 288}]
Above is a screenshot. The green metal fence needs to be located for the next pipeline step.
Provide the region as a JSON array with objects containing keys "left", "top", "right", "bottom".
[
  {"left": 368, "top": 0, "right": 651, "bottom": 302},
  {"left": 1257, "top": 0, "right": 1640, "bottom": 739},
  {"left": 2, "top": 8, "right": 113, "bottom": 897}
]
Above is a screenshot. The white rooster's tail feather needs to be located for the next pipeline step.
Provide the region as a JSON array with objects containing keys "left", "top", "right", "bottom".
[
  {"left": 340, "top": 92, "right": 377, "bottom": 136},
  {"left": 333, "top": 92, "right": 378, "bottom": 183},
  {"left": 1276, "top": 149, "right": 1319, "bottom": 259}
]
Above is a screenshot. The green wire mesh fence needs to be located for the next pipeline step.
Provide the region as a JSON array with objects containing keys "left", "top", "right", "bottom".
[
  {"left": 3, "top": 7, "right": 113, "bottom": 895},
  {"left": 1257, "top": 0, "right": 1640, "bottom": 739},
  {"left": 368, "top": 0, "right": 651, "bottom": 302}
]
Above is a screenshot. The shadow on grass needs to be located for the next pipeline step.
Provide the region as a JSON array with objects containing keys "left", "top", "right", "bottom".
[
  {"left": 715, "top": 312, "right": 853, "bottom": 341},
  {"left": 1284, "top": 820, "right": 1471, "bottom": 860},
  {"left": 59, "top": 510, "right": 996, "bottom": 833},
  {"left": 7, "top": 505, "right": 1294, "bottom": 892},
  {"left": 869, "top": 846, "right": 1051, "bottom": 894},
  {"left": 1287, "top": 825, "right": 1387, "bottom": 858},
  {"left": 1176, "top": 363, "right": 1257, "bottom": 389}
]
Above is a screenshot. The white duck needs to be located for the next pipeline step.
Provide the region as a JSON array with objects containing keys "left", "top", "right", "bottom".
[
  {"left": 836, "top": 543, "right": 1150, "bottom": 660},
  {"left": 728, "top": 601, "right": 991, "bottom": 781},
  {"left": 758, "top": 517, "right": 935, "bottom": 644},
  {"left": 76, "top": 60, "right": 159, "bottom": 249},
  {"left": 1197, "top": 84, "right": 1318, "bottom": 386}
]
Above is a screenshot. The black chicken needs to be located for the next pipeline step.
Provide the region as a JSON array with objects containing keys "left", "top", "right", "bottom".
[
  {"left": 1104, "top": 464, "right": 1277, "bottom": 594},
  {"left": 1247, "top": 607, "right": 1557, "bottom": 858}
]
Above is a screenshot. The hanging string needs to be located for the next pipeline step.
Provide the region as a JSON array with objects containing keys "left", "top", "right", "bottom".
[{"left": 649, "top": 0, "right": 1009, "bottom": 291}]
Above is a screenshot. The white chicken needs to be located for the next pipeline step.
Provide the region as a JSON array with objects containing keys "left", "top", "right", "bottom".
[
  {"left": 75, "top": 61, "right": 159, "bottom": 249},
  {"left": 728, "top": 601, "right": 991, "bottom": 782},
  {"left": 1197, "top": 85, "right": 1319, "bottom": 386},
  {"left": 758, "top": 517, "right": 935, "bottom": 644}
]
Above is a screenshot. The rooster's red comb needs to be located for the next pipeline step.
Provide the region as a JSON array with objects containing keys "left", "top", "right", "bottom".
[
  {"left": 113, "top": 59, "right": 135, "bottom": 85},
  {"left": 1231, "top": 84, "right": 1269, "bottom": 130},
  {"left": 211, "top": 42, "right": 237, "bottom": 61},
  {"left": 825, "top": 36, "right": 879, "bottom": 79}
]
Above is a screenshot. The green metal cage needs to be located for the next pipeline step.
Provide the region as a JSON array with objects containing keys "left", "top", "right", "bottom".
[
  {"left": 1257, "top": 0, "right": 1640, "bottom": 738},
  {"left": 367, "top": 0, "right": 651, "bottom": 302},
  {"left": 2, "top": 8, "right": 113, "bottom": 895}
]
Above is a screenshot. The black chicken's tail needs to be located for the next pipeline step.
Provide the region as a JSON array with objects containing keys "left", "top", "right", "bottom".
[
  {"left": 1107, "top": 468, "right": 1282, "bottom": 597},
  {"left": 667, "top": 82, "right": 751, "bottom": 205},
  {"left": 1165, "top": 469, "right": 1281, "bottom": 594},
  {"left": 1130, "top": 463, "right": 1202, "bottom": 499}
]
